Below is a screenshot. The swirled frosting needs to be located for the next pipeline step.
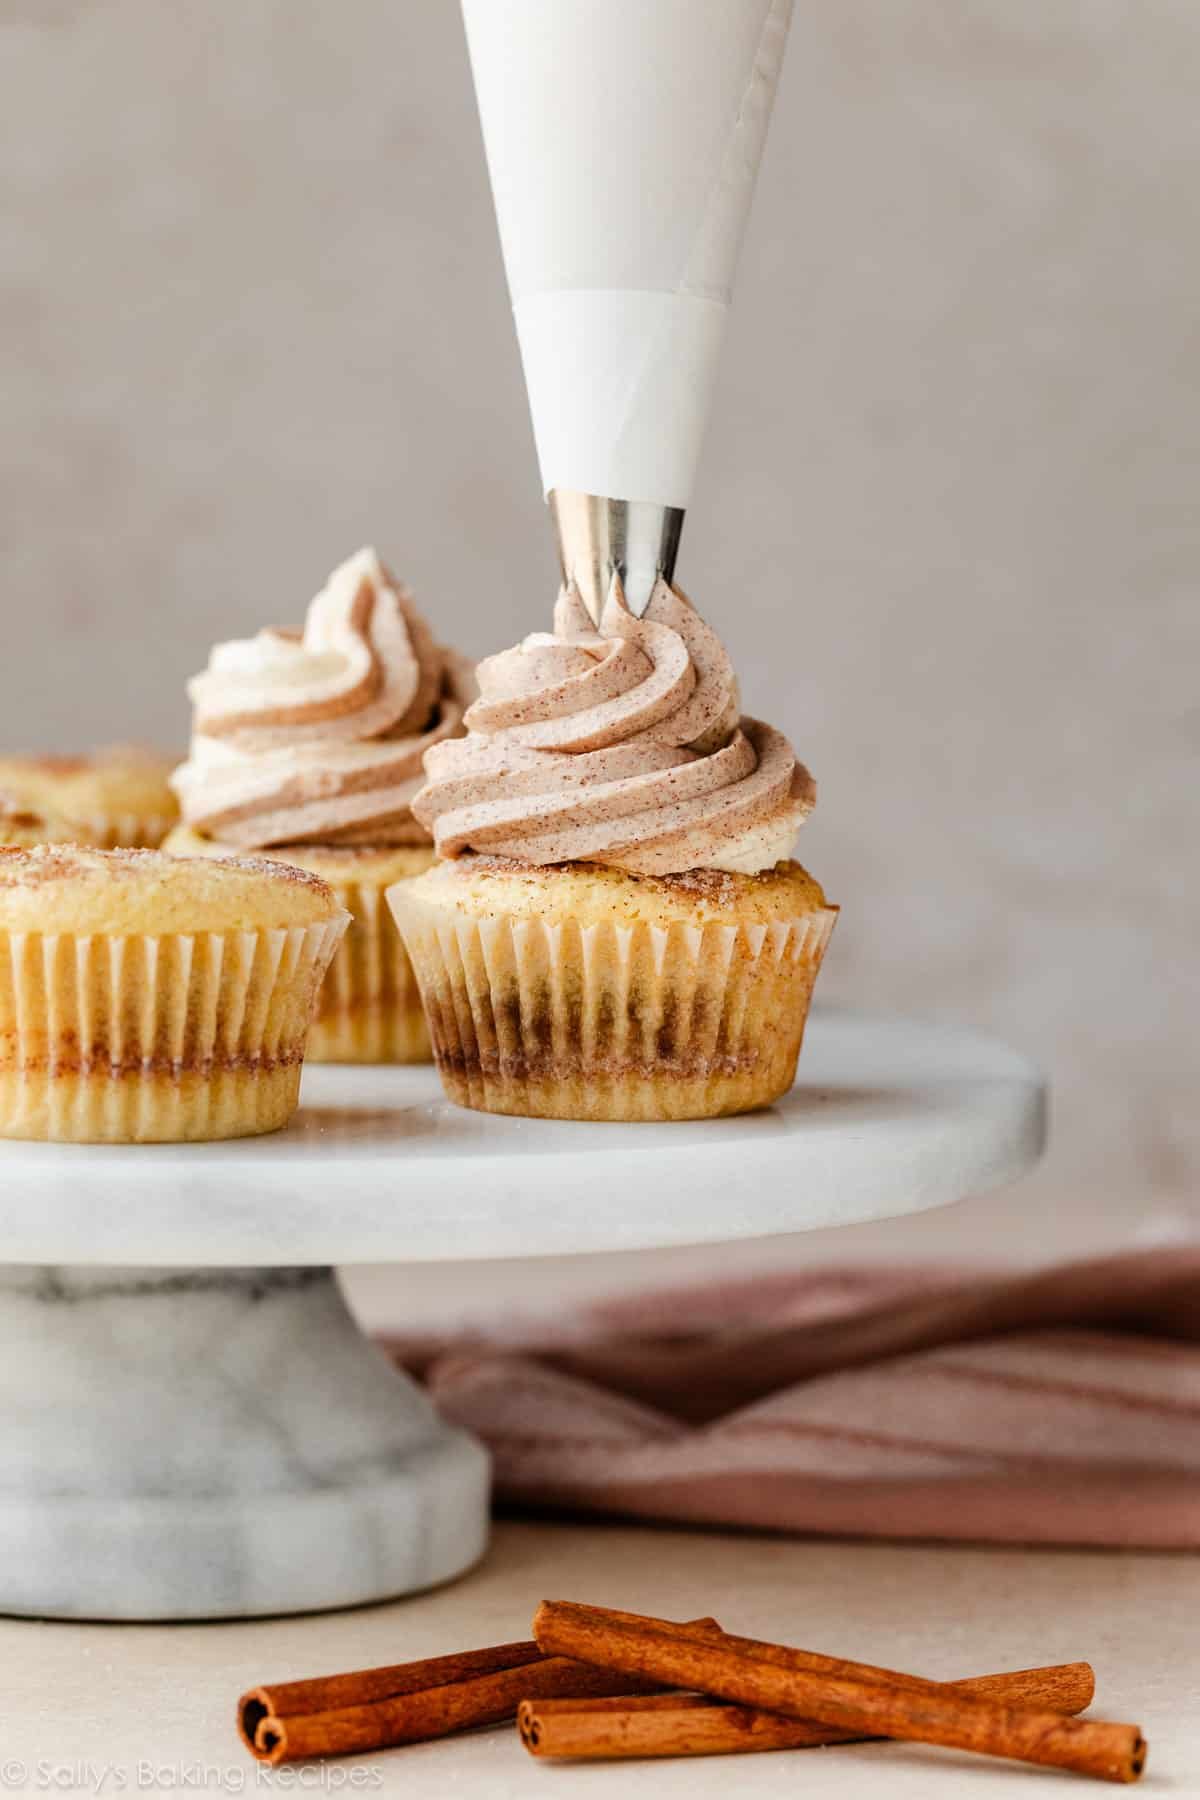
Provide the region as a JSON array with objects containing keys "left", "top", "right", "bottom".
[
  {"left": 172, "top": 549, "right": 474, "bottom": 848},
  {"left": 413, "top": 577, "right": 815, "bottom": 875}
]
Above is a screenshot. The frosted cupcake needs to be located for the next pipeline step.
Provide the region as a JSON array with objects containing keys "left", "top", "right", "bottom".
[
  {"left": 168, "top": 548, "right": 473, "bottom": 1063},
  {"left": 0, "top": 847, "right": 347, "bottom": 1142},
  {"left": 0, "top": 748, "right": 178, "bottom": 848},
  {"left": 389, "top": 577, "right": 836, "bottom": 1121}
]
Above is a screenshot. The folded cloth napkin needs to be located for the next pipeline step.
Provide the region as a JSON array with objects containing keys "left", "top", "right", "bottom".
[{"left": 383, "top": 1248, "right": 1200, "bottom": 1549}]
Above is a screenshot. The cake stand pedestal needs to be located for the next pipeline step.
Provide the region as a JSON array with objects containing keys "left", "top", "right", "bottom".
[{"left": 0, "top": 1010, "right": 1044, "bottom": 1621}]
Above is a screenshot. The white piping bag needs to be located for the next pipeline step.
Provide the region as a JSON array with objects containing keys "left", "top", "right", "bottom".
[{"left": 461, "top": 0, "right": 793, "bottom": 615}]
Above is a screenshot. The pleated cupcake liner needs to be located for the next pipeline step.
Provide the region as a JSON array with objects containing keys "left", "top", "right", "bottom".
[
  {"left": 161, "top": 830, "right": 434, "bottom": 1065},
  {"left": 307, "top": 875, "right": 431, "bottom": 1065},
  {"left": 0, "top": 916, "right": 347, "bottom": 1142},
  {"left": 74, "top": 809, "right": 178, "bottom": 850},
  {"left": 388, "top": 885, "right": 837, "bottom": 1121}
]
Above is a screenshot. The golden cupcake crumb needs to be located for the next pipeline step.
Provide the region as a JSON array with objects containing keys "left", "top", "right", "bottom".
[
  {"left": 0, "top": 849, "right": 347, "bottom": 1143},
  {"left": 0, "top": 792, "right": 96, "bottom": 849},
  {"left": 406, "top": 853, "right": 827, "bottom": 928},
  {"left": 0, "top": 746, "right": 179, "bottom": 847},
  {"left": 0, "top": 845, "right": 339, "bottom": 933}
]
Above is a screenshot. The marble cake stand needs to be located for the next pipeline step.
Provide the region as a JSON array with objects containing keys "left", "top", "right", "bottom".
[{"left": 0, "top": 1010, "right": 1044, "bottom": 1622}]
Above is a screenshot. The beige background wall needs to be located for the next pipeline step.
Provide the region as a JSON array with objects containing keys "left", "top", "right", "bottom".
[{"left": 3, "top": 2, "right": 1196, "bottom": 1248}]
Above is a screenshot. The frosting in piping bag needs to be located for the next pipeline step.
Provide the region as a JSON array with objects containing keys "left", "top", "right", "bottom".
[
  {"left": 414, "top": 577, "right": 815, "bottom": 875},
  {"left": 172, "top": 549, "right": 474, "bottom": 848}
]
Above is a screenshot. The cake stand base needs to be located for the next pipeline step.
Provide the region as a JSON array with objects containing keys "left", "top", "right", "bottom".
[
  {"left": 0, "top": 1012, "right": 1045, "bottom": 1621},
  {"left": 0, "top": 1265, "right": 489, "bottom": 1620}
]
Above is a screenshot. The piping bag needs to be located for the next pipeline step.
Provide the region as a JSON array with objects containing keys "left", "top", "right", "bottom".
[{"left": 461, "top": 0, "right": 794, "bottom": 619}]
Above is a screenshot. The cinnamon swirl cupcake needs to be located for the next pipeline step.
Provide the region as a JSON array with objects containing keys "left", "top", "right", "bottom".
[
  {"left": 0, "top": 793, "right": 98, "bottom": 848},
  {"left": 0, "top": 847, "right": 347, "bottom": 1142},
  {"left": 167, "top": 549, "right": 474, "bottom": 1062},
  {"left": 388, "top": 577, "right": 836, "bottom": 1121},
  {"left": 0, "top": 748, "right": 178, "bottom": 848}
]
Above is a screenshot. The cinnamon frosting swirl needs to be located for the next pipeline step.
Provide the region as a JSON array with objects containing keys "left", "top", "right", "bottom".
[
  {"left": 413, "top": 578, "right": 815, "bottom": 876},
  {"left": 172, "top": 549, "right": 474, "bottom": 848}
]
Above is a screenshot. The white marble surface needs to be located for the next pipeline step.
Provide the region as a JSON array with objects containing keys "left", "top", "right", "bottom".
[
  {"left": 0, "top": 1012, "right": 1044, "bottom": 1264},
  {"left": 0, "top": 1010, "right": 1043, "bottom": 1622},
  {"left": 0, "top": 1520, "right": 1193, "bottom": 1798},
  {"left": 0, "top": 1266, "right": 489, "bottom": 1620}
]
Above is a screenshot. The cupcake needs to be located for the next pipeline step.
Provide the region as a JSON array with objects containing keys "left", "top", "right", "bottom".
[
  {"left": 0, "top": 847, "right": 347, "bottom": 1143},
  {"left": 0, "top": 793, "right": 98, "bottom": 848},
  {"left": 167, "top": 548, "right": 474, "bottom": 1063},
  {"left": 389, "top": 577, "right": 837, "bottom": 1121},
  {"left": 0, "top": 747, "right": 179, "bottom": 847}
]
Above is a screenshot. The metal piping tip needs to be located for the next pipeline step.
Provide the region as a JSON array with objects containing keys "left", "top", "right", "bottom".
[{"left": 549, "top": 490, "right": 684, "bottom": 623}]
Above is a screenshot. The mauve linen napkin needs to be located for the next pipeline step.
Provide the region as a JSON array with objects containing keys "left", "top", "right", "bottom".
[{"left": 383, "top": 1248, "right": 1200, "bottom": 1549}]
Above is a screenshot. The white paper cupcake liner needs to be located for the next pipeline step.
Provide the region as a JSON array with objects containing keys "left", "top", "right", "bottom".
[
  {"left": 0, "top": 917, "right": 346, "bottom": 1142},
  {"left": 390, "top": 887, "right": 836, "bottom": 1121},
  {"left": 73, "top": 810, "right": 178, "bottom": 850},
  {"left": 308, "top": 876, "right": 431, "bottom": 1065}
]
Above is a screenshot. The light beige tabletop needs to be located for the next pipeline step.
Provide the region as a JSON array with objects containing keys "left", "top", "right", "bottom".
[{"left": 2, "top": 1520, "right": 1194, "bottom": 1798}]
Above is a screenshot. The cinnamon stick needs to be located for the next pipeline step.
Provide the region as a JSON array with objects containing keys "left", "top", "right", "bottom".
[
  {"left": 238, "top": 1615, "right": 720, "bottom": 1763},
  {"left": 532, "top": 1603, "right": 1146, "bottom": 1784},
  {"left": 518, "top": 1659, "right": 1098, "bottom": 1760}
]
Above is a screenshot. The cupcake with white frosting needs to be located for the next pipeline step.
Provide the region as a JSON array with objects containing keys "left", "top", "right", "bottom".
[
  {"left": 388, "top": 576, "right": 836, "bottom": 1120},
  {"left": 167, "top": 548, "right": 474, "bottom": 1062}
]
